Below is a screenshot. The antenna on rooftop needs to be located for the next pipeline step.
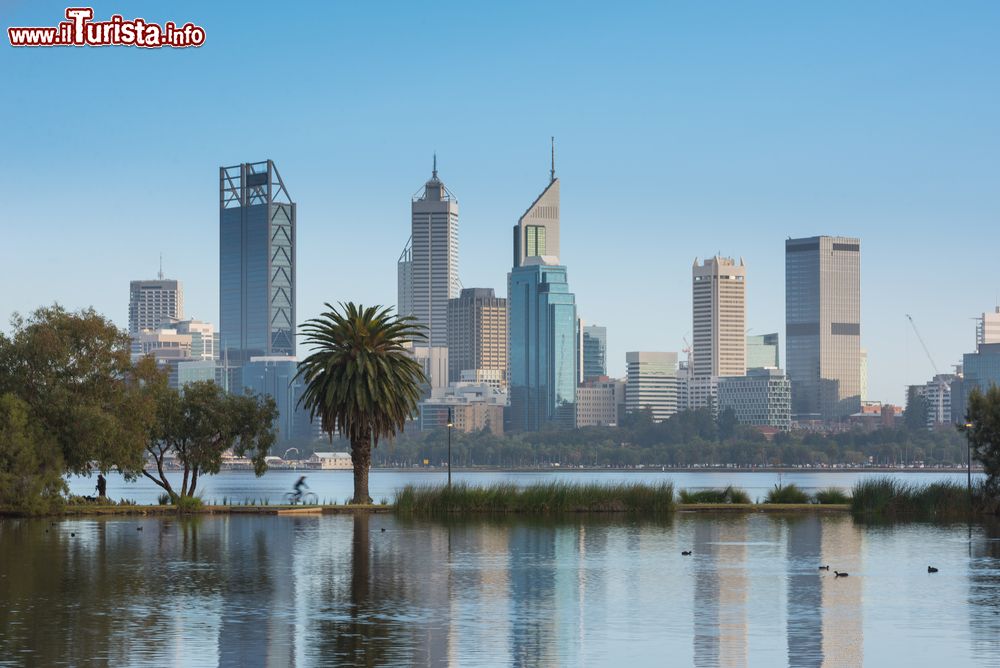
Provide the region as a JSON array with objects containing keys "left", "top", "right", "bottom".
[{"left": 158, "top": 253, "right": 163, "bottom": 280}]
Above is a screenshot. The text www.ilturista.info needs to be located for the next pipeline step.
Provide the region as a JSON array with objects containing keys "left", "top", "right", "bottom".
[{"left": 8, "top": 7, "right": 205, "bottom": 48}]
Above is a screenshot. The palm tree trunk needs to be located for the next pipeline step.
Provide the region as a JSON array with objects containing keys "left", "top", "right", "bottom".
[{"left": 350, "top": 437, "right": 372, "bottom": 504}]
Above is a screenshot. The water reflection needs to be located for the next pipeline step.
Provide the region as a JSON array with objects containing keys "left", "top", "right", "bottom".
[{"left": 2, "top": 513, "right": 1000, "bottom": 666}]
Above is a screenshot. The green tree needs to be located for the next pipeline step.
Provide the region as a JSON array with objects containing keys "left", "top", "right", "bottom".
[
  {"left": 963, "top": 385, "right": 1000, "bottom": 502},
  {"left": 296, "top": 303, "right": 426, "bottom": 504},
  {"left": 143, "top": 381, "right": 277, "bottom": 502},
  {"left": 905, "top": 386, "right": 929, "bottom": 432},
  {"left": 0, "top": 305, "right": 154, "bottom": 476},
  {"left": 0, "top": 393, "right": 66, "bottom": 513}
]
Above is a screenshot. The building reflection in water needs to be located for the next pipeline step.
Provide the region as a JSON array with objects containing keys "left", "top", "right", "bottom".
[
  {"left": 969, "top": 518, "right": 1000, "bottom": 665},
  {"left": 692, "top": 518, "right": 748, "bottom": 668}
]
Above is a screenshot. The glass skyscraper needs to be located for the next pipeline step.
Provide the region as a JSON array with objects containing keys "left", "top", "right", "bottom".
[
  {"left": 508, "top": 259, "right": 577, "bottom": 431},
  {"left": 219, "top": 160, "right": 296, "bottom": 371},
  {"left": 581, "top": 325, "right": 607, "bottom": 380},
  {"left": 785, "top": 236, "right": 861, "bottom": 420}
]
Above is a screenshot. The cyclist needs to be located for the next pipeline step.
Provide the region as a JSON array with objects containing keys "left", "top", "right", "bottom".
[{"left": 292, "top": 475, "right": 308, "bottom": 504}]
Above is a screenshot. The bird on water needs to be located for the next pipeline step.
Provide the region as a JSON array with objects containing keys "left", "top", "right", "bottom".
[
  {"left": 928, "top": 566, "right": 938, "bottom": 573},
  {"left": 834, "top": 571, "right": 848, "bottom": 577},
  {"left": 681, "top": 551, "right": 692, "bottom": 556},
  {"left": 818, "top": 565, "right": 830, "bottom": 571}
]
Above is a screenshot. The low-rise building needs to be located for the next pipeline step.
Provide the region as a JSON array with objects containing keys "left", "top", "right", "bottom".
[
  {"left": 420, "top": 383, "right": 506, "bottom": 434},
  {"left": 717, "top": 368, "right": 791, "bottom": 430},
  {"left": 576, "top": 377, "right": 625, "bottom": 427},
  {"left": 308, "top": 452, "right": 352, "bottom": 470}
]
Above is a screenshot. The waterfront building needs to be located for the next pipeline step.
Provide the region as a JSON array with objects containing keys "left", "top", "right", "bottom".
[
  {"left": 581, "top": 325, "right": 608, "bottom": 381},
  {"left": 693, "top": 256, "right": 746, "bottom": 378},
  {"left": 447, "top": 288, "right": 508, "bottom": 387},
  {"left": 575, "top": 377, "right": 625, "bottom": 427},
  {"left": 219, "top": 160, "right": 296, "bottom": 374},
  {"left": 746, "top": 333, "right": 779, "bottom": 370},
  {"left": 625, "top": 352, "right": 679, "bottom": 422},
  {"left": 419, "top": 383, "right": 506, "bottom": 435},
  {"left": 508, "top": 259, "right": 577, "bottom": 431},
  {"left": 409, "top": 157, "right": 460, "bottom": 348},
  {"left": 717, "top": 368, "right": 792, "bottom": 430},
  {"left": 785, "top": 236, "right": 862, "bottom": 420},
  {"left": 307, "top": 452, "right": 352, "bottom": 470}
]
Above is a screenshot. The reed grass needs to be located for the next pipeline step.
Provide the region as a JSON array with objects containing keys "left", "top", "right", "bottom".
[
  {"left": 395, "top": 482, "right": 675, "bottom": 515},
  {"left": 851, "top": 477, "right": 976, "bottom": 518},
  {"left": 764, "top": 483, "right": 810, "bottom": 504},
  {"left": 813, "top": 488, "right": 850, "bottom": 504},
  {"left": 678, "top": 486, "right": 751, "bottom": 504}
]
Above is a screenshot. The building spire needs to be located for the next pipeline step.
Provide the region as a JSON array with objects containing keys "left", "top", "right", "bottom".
[
  {"left": 158, "top": 253, "right": 163, "bottom": 280},
  {"left": 550, "top": 136, "right": 556, "bottom": 182},
  {"left": 432, "top": 152, "right": 438, "bottom": 180}
]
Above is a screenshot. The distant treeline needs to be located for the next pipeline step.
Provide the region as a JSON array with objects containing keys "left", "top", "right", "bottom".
[{"left": 323, "top": 408, "right": 970, "bottom": 468}]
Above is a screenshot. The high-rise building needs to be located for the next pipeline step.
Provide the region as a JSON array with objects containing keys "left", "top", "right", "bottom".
[
  {"left": 409, "top": 157, "right": 459, "bottom": 348},
  {"left": 746, "top": 333, "right": 779, "bottom": 370},
  {"left": 692, "top": 256, "right": 746, "bottom": 377},
  {"left": 240, "top": 356, "right": 312, "bottom": 443},
  {"left": 219, "top": 160, "right": 296, "bottom": 370},
  {"left": 508, "top": 259, "right": 577, "bottom": 431},
  {"left": 717, "top": 368, "right": 792, "bottom": 430},
  {"left": 977, "top": 307, "right": 1000, "bottom": 346},
  {"left": 447, "top": 288, "right": 508, "bottom": 387},
  {"left": 581, "top": 325, "right": 608, "bottom": 381},
  {"left": 785, "top": 236, "right": 861, "bottom": 420},
  {"left": 397, "top": 238, "right": 413, "bottom": 318},
  {"left": 167, "top": 318, "right": 217, "bottom": 361},
  {"left": 128, "top": 278, "right": 183, "bottom": 336},
  {"left": 512, "top": 139, "right": 559, "bottom": 269},
  {"left": 419, "top": 383, "right": 506, "bottom": 435},
  {"left": 625, "top": 352, "right": 679, "bottom": 422}
]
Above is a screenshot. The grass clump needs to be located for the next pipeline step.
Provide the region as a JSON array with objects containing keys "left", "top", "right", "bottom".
[
  {"left": 395, "top": 481, "right": 674, "bottom": 515},
  {"left": 813, "top": 488, "right": 850, "bottom": 504},
  {"left": 851, "top": 477, "right": 975, "bottom": 518},
  {"left": 765, "top": 483, "right": 810, "bottom": 504},
  {"left": 678, "top": 486, "right": 751, "bottom": 504},
  {"left": 175, "top": 496, "right": 204, "bottom": 513}
]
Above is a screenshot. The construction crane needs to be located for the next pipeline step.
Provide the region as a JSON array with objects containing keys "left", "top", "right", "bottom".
[{"left": 906, "top": 314, "right": 947, "bottom": 427}]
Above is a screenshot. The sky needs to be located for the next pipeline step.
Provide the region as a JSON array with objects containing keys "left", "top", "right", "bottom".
[{"left": 1, "top": 0, "right": 998, "bottom": 404}]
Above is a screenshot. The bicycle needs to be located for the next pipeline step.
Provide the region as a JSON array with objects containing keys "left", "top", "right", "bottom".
[{"left": 284, "top": 490, "right": 318, "bottom": 505}]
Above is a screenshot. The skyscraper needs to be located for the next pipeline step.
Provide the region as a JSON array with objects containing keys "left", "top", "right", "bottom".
[
  {"left": 747, "top": 333, "right": 780, "bottom": 369},
  {"left": 625, "top": 351, "right": 679, "bottom": 422},
  {"left": 512, "top": 139, "right": 559, "bottom": 268},
  {"left": 785, "top": 236, "right": 861, "bottom": 420},
  {"left": 581, "top": 325, "right": 608, "bottom": 381},
  {"left": 397, "top": 238, "right": 413, "bottom": 318},
  {"left": 509, "top": 259, "right": 578, "bottom": 431},
  {"left": 447, "top": 288, "right": 508, "bottom": 387},
  {"left": 692, "top": 256, "right": 746, "bottom": 377},
  {"left": 409, "top": 157, "right": 459, "bottom": 348},
  {"left": 128, "top": 277, "right": 183, "bottom": 335},
  {"left": 219, "top": 160, "right": 296, "bottom": 368}
]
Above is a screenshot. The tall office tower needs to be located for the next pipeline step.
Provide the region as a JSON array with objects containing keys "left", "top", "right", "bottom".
[
  {"left": 410, "top": 157, "right": 459, "bottom": 348},
  {"left": 128, "top": 277, "right": 183, "bottom": 335},
  {"left": 692, "top": 256, "right": 746, "bottom": 377},
  {"left": 219, "top": 160, "right": 296, "bottom": 370},
  {"left": 977, "top": 307, "right": 1000, "bottom": 346},
  {"left": 785, "top": 236, "right": 861, "bottom": 420},
  {"left": 582, "top": 325, "right": 608, "bottom": 381},
  {"left": 447, "top": 288, "right": 508, "bottom": 386},
  {"left": 509, "top": 259, "right": 577, "bottom": 431},
  {"left": 625, "top": 352, "right": 679, "bottom": 422},
  {"left": 860, "top": 348, "right": 869, "bottom": 401},
  {"left": 747, "top": 333, "right": 780, "bottom": 369},
  {"left": 397, "top": 238, "right": 413, "bottom": 318},
  {"left": 512, "top": 139, "right": 559, "bottom": 268}
]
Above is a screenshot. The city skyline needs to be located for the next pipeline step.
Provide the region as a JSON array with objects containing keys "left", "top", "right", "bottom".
[{"left": 3, "top": 1, "right": 999, "bottom": 405}]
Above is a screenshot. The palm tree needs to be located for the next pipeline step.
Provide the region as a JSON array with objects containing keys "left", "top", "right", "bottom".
[{"left": 296, "top": 303, "right": 427, "bottom": 504}]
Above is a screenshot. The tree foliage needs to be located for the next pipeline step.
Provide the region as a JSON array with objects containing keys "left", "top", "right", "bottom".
[
  {"left": 0, "top": 305, "right": 154, "bottom": 476},
  {"left": 297, "top": 302, "right": 427, "bottom": 503},
  {"left": 0, "top": 393, "right": 66, "bottom": 514},
  {"left": 143, "top": 380, "right": 278, "bottom": 502},
  {"left": 963, "top": 385, "right": 1000, "bottom": 501}
]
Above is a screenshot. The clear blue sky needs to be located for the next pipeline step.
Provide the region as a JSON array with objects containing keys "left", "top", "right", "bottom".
[{"left": 2, "top": 0, "right": 998, "bottom": 404}]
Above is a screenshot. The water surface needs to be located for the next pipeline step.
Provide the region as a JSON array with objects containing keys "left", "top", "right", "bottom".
[{"left": 2, "top": 514, "right": 998, "bottom": 667}]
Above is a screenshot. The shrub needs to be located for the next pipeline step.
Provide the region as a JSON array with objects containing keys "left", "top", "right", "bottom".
[
  {"left": 813, "top": 488, "right": 850, "bottom": 504},
  {"left": 678, "top": 486, "right": 751, "bottom": 504},
  {"left": 157, "top": 493, "right": 172, "bottom": 506},
  {"left": 765, "top": 483, "right": 810, "bottom": 504},
  {"left": 175, "top": 495, "right": 204, "bottom": 513}
]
